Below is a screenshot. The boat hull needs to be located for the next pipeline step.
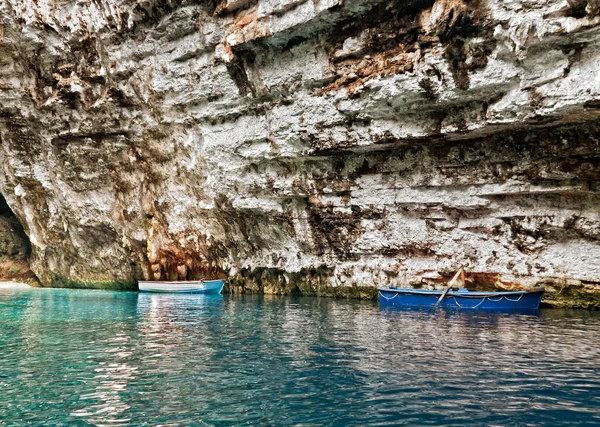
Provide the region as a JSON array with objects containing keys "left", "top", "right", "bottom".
[
  {"left": 378, "top": 287, "right": 544, "bottom": 310},
  {"left": 138, "top": 280, "right": 224, "bottom": 294}
]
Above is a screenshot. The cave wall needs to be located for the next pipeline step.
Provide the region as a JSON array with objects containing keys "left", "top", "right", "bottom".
[{"left": 0, "top": 0, "right": 598, "bottom": 305}]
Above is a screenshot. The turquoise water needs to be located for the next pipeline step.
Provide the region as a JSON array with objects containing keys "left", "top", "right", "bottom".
[{"left": 0, "top": 289, "right": 599, "bottom": 426}]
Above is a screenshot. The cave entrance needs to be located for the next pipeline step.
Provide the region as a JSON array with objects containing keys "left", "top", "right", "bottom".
[
  {"left": 0, "top": 192, "right": 11, "bottom": 215},
  {"left": 0, "top": 191, "right": 34, "bottom": 282}
]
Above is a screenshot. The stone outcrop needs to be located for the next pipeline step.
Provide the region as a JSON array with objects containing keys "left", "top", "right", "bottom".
[{"left": 0, "top": 0, "right": 598, "bottom": 306}]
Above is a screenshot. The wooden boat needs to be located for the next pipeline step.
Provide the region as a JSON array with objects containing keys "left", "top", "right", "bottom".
[
  {"left": 378, "top": 287, "right": 544, "bottom": 310},
  {"left": 378, "top": 266, "right": 544, "bottom": 310},
  {"left": 138, "top": 279, "right": 224, "bottom": 294}
]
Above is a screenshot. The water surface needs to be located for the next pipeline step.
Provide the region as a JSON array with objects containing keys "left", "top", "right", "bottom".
[{"left": 0, "top": 288, "right": 598, "bottom": 426}]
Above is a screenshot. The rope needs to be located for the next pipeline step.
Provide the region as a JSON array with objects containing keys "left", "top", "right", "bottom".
[
  {"left": 485, "top": 294, "right": 524, "bottom": 302},
  {"left": 451, "top": 295, "right": 486, "bottom": 309},
  {"left": 451, "top": 293, "right": 524, "bottom": 308},
  {"left": 378, "top": 291, "right": 400, "bottom": 301}
]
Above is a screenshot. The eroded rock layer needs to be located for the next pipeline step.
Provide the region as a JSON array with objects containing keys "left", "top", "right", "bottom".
[{"left": 0, "top": 0, "right": 599, "bottom": 306}]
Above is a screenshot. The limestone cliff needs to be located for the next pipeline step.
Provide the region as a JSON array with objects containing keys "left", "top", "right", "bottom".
[{"left": 0, "top": 0, "right": 599, "bottom": 307}]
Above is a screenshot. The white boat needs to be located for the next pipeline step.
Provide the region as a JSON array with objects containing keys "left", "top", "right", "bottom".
[{"left": 138, "top": 279, "right": 224, "bottom": 294}]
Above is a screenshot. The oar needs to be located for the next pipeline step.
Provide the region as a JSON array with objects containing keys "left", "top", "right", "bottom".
[{"left": 435, "top": 266, "right": 464, "bottom": 308}]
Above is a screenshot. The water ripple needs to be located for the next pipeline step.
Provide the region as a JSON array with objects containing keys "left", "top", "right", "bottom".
[{"left": 0, "top": 289, "right": 598, "bottom": 426}]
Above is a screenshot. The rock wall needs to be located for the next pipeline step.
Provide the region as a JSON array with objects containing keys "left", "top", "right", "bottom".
[{"left": 0, "top": 0, "right": 599, "bottom": 306}]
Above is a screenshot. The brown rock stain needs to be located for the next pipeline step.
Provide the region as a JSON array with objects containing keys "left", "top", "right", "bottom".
[{"left": 315, "top": 0, "right": 492, "bottom": 96}]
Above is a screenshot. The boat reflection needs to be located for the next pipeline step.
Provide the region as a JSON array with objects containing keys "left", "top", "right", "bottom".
[{"left": 71, "top": 356, "right": 136, "bottom": 426}]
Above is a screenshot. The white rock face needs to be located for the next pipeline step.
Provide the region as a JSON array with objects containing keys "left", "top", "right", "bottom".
[{"left": 0, "top": 0, "right": 598, "bottom": 303}]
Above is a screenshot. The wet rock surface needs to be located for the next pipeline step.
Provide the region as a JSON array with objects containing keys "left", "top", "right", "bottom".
[{"left": 0, "top": 0, "right": 598, "bottom": 306}]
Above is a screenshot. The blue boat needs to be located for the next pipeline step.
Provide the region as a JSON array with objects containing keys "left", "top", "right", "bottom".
[{"left": 378, "top": 287, "right": 544, "bottom": 310}]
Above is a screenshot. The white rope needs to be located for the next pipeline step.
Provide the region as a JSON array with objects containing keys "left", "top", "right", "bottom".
[
  {"left": 485, "top": 294, "right": 524, "bottom": 302},
  {"left": 451, "top": 293, "right": 524, "bottom": 308},
  {"left": 451, "top": 295, "right": 486, "bottom": 309},
  {"left": 378, "top": 291, "right": 401, "bottom": 301},
  {"left": 502, "top": 294, "right": 524, "bottom": 302}
]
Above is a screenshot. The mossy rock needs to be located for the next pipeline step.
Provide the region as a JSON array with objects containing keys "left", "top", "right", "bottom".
[
  {"left": 224, "top": 266, "right": 378, "bottom": 300},
  {"left": 39, "top": 274, "right": 137, "bottom": 291},
  {"left": 541, "top": 287, "right": 600, "bottom": 309}
]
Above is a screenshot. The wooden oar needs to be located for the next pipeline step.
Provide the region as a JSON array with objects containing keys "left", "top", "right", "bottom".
[{"left": 435, "top": 266, "right": 464, "bottom": 308}]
